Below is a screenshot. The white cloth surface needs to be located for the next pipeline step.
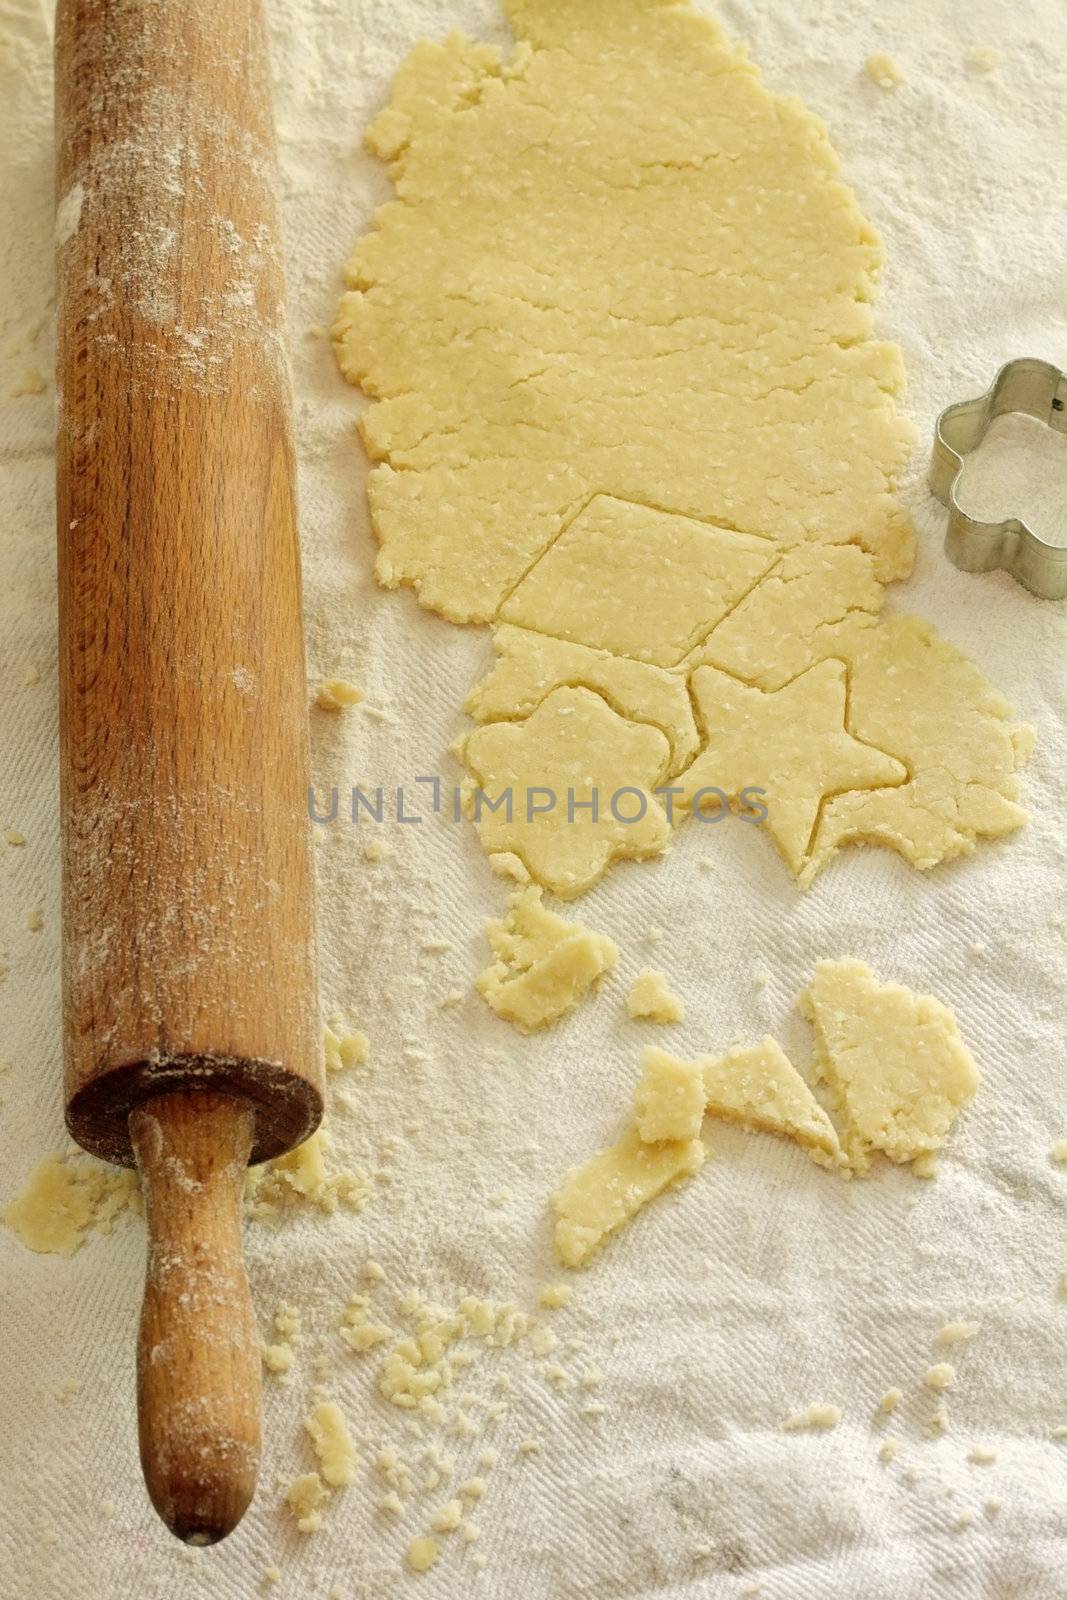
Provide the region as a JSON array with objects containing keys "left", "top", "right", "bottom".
[{"left": 2, "top": 1, "right": 1067, "bottom": 1596}]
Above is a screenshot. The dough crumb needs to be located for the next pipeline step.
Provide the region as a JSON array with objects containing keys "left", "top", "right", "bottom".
[
  {"left": 879, "top": 1437, "right": 899, "bottom": 1463},
  {"left": 430, "top": 1498, "right": 464, "bottom": 1533},
  {"left": 924, "top": 1363, "right": 956, "bottom": 1391},
  {"left": 539, "top": 1282, "right": 572, "bottom": 1310},
  {"left": 305, "top": 1399, "right": 358, "bottom": 1487},
  {"left": 966, "top": 45, "right": 1002, "bottom": 73},
  {"left": 26, "top": 906, "right": 43, "bottom": 931},
  {"left": 407, "top": 1536, "right": 440, "bottom": 1573},
  {"left": 285, "top": 1472, "right": 329, "bottom": 1533},
  {"left": 364, "top": 837, "right": 394, "bottom": 863},
  {"left": 261, "top": 1565, "right": 281, "bottom": 1587},
  {"left": 937, "top": 1320, "right": 979, "bottom": 1345},
  {"left": 275, "top": 1303, "right": 302, "bottom": 1340},
  {"left": 784, "top": 1404, "right": 841, "bottom": 1432},
  {"left": 324, "top": 1025, "right": 370, "bottom": 1072},
  {"left": 984, "top": 1497, "right": 1003, "bottom": 1517},
  {"left": 864, "top": 53, "right": 904, "bottom": 88},
  {"left": 634, "top": 1048, "right": 705, "bottom": 1142},
  {"left": 627, "top": 969, "right": 685, "bottom": 1024},
  {"left": 262, "top": 1342, "right": 295, "bottom": 1375},
  {"left": 928, "top": 1402, "right": 950, "bottom": 1434},
  {"left": 11, "top": 364, "right": 47, "bottom": 396},
  {"left": 316, "top": 677, "right": 363, "bottom": 710},
  {"left": 4, "top": 827, "right": 26, "bottom": 846},
  {"left": 879, "top": 1388, "right": 903, "bottom": 1414},
  {"left": 968, "top": 1445, "right": 997, "bottom": 1465},
  {"left": 1049, "top": 1140, "right": 1067, "bottom": 1163},
  {"left": 476, "top": 886, "right": 618, "bottom": 1032}
]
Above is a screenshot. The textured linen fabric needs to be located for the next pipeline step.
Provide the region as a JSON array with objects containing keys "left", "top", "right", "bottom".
[{"left": 1, "top": 1, "right": 1066, "bottom": 1596}]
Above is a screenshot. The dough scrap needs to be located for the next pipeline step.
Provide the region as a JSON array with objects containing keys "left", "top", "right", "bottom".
[
  {"left": 2, "top": 1156, "right": 139, "bottom": 1255},
  {"left": 463, "top": 685, "right": 672, "bottom": 898},
  {"left": 800, "top": 959, "right": 979, "bottom": 1170},
  {"left": 634, "top": 1047, "right": 704, "bottom": 1141},
  {"left": 701, "top": 1037, "right": 843, "bottom": 1165},
  {"left": 501, "top": 495, "right": 775, "bottom": 668},
  {"left": 476, "top": 885, "right": 618, "bottom": 1031},
  {"left": 465, "top": 624, "right": 700, "bottom": 776},
  {"left": 553, "top": 1126, "right": 706, "bottom": 1267},
  {"left": 679, "top": 658, "right": 907, "bottom": 876},
  {"left": 627, "top": 970, "right": 685, "bottom": 1026},
  {"left": 306, "top": 1399, "right": 359, "bottom": 1488},
  {"left": 335, "top": 0, "right": 916, "bottom": 625},
  {"left": 286, "top": 1472, "right": 329, "bottom": 1534}
]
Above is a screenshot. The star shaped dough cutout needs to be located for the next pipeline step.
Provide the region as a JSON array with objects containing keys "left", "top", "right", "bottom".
[
  {"left": 463, "top": 685, "right": 672, "bottom": 899},
  {"left": 678, "top": 659, "right": 907, "bottom": 877}
]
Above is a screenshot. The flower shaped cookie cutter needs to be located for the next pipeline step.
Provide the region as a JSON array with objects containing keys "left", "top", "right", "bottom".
[{"left": 929, "top": 356, "right": 1067, "bottom": 600}]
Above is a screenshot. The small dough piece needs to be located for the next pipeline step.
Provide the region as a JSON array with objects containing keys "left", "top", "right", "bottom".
[
  {"left": 286, "top": 1472, "right": 329, "bottom": 1533},
  {"left": 315, "top": 677, "right": 363, "bottom": 710},
  {"left": 680, "top": 660, "right": 906, "bottom": 877},
  {"left": 2, "top": 1156, "right": 138, "bottom": 1255},
  {"left": 965, "top": 45, "right": 1002, "bottom": 73},
  {"left": 476, "top": 885, "right": 618, "bottom": 1031},
  {"left": 801, "top": 959, "right": 979, "bottom": 1170},
  {"left": 262, "top": 1342, "right": 295, "bottom": 1375},
  {"left": 864, "top": 54, "right": 904, "bottom": 89},
  {"left": 407, "top": 1536, "right": 440, "bottom": 1573},
  {"left": 553, "top": 1125, "right": 705, "bottom": 1267},
  {"left": 784, "top": 1403, "right": 841, "bottom": 1430},
  {"left": 701, "top": 1037, "right": 843, "bottom": 1166},
  {"left": 464, "top": 686, "right": 672, "bottom": 898},
  {"left": 627, "top": 970, "right": 685, "bottom": 1025},
  {"left": 924, "top": 1363, "right": 956, "bottom": 1391},
  {"left": 501, "top": 495, "right": 775, "bottom": 668},
  {"left": 633, "top": 1047, "right": 705, "bottom": 1142},
  {"left": 306, "top": 1400, "right": 359, "bottom": 1487},
  {"left": 465, "top": 624, "right": 700, "bottom": 775}
]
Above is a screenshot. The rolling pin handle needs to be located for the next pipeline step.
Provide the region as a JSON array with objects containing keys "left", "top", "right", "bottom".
[{"left": 130, "top": 1091, "right": 261, "bottom": 1544}]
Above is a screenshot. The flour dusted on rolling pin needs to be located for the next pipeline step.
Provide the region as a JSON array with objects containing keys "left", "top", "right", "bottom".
[{"left": 55, "top": 0, "right": 290, "bottom": 405}]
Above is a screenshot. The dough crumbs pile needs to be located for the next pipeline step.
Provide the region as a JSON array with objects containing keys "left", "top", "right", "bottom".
[
  {"left": 864, "top": 53, "right": 905, "bottom": 88},
  {"left": 553, "top": 961, "right": 978, "bottom": 1265},
  {"left": 334, "top": 0, "right": 1030, "bottom": 901},
  {"left": 476, "top": 885, "right": 618, "bottom": 1030}
]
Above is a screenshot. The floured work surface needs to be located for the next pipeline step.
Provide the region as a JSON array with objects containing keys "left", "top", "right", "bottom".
[{"left": 2, "top": 0, "right": 1067, "bottom": 1597}]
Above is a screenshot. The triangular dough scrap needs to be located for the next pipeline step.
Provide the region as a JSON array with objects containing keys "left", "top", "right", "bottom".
[
  {"left": 799, "top": 959, "right": 979, "bottom": 1171},
  {"left": 701, "top": 1037, "right": 843, "bottom": 1167},
  {"left": 553, "top": 1125, "right": 706, "bottom": 1268},
  {"left": 476, "top": 885, "right": 618, "bottom": 1032}
]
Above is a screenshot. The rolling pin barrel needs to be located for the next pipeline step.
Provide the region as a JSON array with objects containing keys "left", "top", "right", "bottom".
[{"left": 54, "top": 0, "right": 322, "bottom": 1543}]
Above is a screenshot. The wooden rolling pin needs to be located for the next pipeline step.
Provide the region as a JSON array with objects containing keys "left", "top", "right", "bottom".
[{"left": 54, "top": 0, "right": 323, "bottom": 1545}]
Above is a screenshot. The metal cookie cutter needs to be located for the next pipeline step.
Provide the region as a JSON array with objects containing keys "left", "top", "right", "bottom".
[{"left": 930, "top": 356, "right": 1067, "bottom": 600}]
